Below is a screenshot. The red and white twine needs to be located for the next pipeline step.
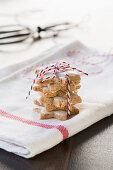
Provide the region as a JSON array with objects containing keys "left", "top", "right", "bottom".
[
  {"left": 66, "top": 74, "right": 71, "bottom": 115},
  {"left": 26, "top": 61, "right": 88, "bottom": 115}
]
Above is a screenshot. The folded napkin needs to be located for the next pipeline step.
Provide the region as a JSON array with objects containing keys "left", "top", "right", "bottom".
[{"left": 0, "top": 41, "right": 113, "bottom": 158}]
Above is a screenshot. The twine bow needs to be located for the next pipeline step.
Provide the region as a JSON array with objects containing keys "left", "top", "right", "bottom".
[{"left": 26, "top": 61, "right": 88, "bottom": 115}]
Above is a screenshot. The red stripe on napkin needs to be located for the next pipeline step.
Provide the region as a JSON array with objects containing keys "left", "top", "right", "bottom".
[{"left": 0, "top": 109, "right": 69, "bottom": 140}]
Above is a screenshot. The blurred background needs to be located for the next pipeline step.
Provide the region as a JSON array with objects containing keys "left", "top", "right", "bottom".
[{"left": 0, "top": 0, "right": 113, "bottom": 68}]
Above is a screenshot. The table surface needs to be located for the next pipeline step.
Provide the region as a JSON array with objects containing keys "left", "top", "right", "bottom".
[
  {"left": 0, "top": 115, "right": 113, "bottom": 170},
  {"left": 0, "top": 0, "right": 113, "bottom": 170}
]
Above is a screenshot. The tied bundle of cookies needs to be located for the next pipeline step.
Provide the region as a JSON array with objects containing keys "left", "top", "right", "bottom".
[{"left": 33, "top": 62, "right": 83, "bottom": 121}]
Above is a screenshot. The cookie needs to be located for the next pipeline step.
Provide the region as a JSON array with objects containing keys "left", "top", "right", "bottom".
[
  {"left": 54, "top": 111, "right": 67, "bottom": 120},
  {"left": 36, "top": 78, "right": 80, "bottom": 92},
  {"left": 53, "top": 95, "right": 82, "bottom": 108},
  {"left": 43, "top": 87, "right": 57, "bottom": 97},
  {"left": 40, "top": 94, "right": 81, "bottom": 105},
  {"left": 44, "top": 102, "right": 80, "bottom": 112},
  {"left": 34, "top": 94, "right": 82, "bottom": 111},
  {"left": 36, "top": 78, "right": 54, "bottom": 86},
  {"left": 34, "top": 100, "right": 42, "bottom": 106},
  {"left": 48, "top": 82, "right": 79, "bottom": 92},
  {"left": 33, "top": 84, "right": 80, "bottom": 95},
  {"left": 41, "top": 89, "right": 70, "bottom": 98},
  {"left": 34, "top": 105, "right": 79, "bottom": 120},
  {"left": 40, "top": 96, "right": 53, "bottom": 104},
  {"left": 43, "top": 87, "right": 71, "bottom": 98},
  {"left": 33, "top": 86, "right": 43, "bottom": 92},
  {"left": 35, "top": 69, "right": 39, "bottom": 74},
  {"left": 36, "top": 73, "right": 81, "bottom": 84},
  {"left": 45, "top": 104, "right": 56, "bottom": 112},
  {"left": 40, "top": 111, "right": 54, "bottom": 119}
]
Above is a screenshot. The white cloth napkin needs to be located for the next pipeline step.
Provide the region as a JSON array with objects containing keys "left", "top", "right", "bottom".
[{"left": 0, "top": 41, "right": 113, "bottom": 158}]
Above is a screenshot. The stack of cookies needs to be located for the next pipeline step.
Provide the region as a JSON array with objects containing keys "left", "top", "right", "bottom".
[{"left": 33, "top": 69, "right": 82, "bottom": 120}]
